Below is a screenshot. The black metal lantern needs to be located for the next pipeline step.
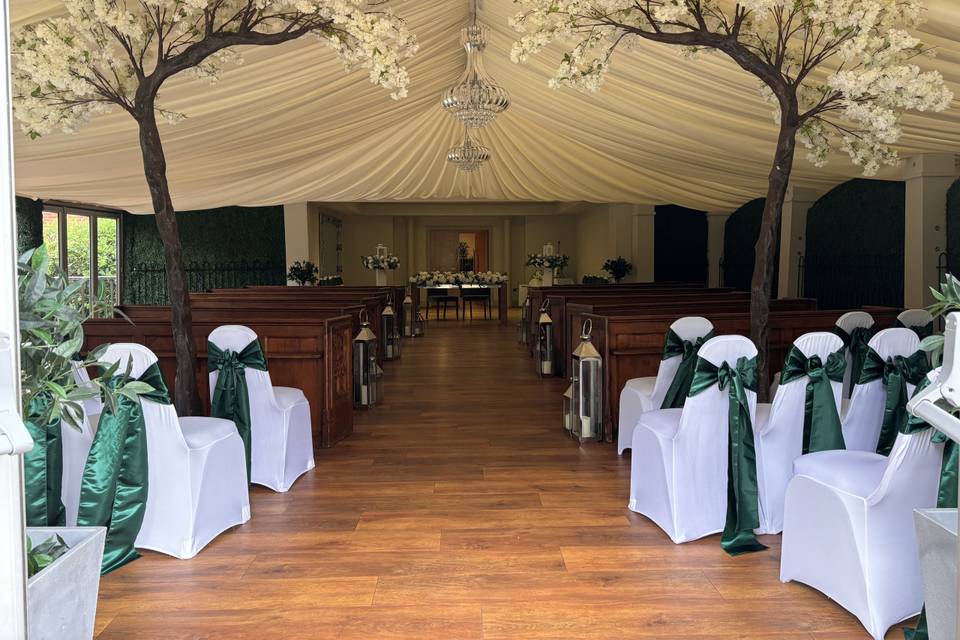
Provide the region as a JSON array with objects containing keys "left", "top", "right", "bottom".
[
  {"left": 381, "top": 298, "right": 401, "bottom": 361},
  {"left": 403, "top": 295, "right": 414, "bottom": 337},
  {"left": 353, "top": 310, "right": 378, "bottom": 408},
  {"left": 570, "top": 319, "right": 603, "bottom": 442},
  {"left": 413, "top": 311, "right": 426, "bottom": 337},
  {"left": 518, "top": 297, "right": 531, "bottom": 345},
  {"left": 535, "top": 300, "right": 554, "bottom": 377}
]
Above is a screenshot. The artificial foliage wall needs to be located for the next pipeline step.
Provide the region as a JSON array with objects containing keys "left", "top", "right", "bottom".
[
  {"left": 722, "top": 198, "right": 780, "bottom": 296},
  {"left": 123, "top": 205, "right": 286, "bottom": 304},
  {"left": 654, "top": 204, "right": 708, "bottom": 284},
  {"left": 947, "top": 179, "right": 960, "bottom": 278},
  {"left": 803, "top": 179, "right": 904, "bottom": 309},
  {"left": 15, "top": 196, "right": 43, "bottom": 254}
]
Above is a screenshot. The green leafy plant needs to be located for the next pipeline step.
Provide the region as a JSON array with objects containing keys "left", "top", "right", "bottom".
[
  {"left": 602, "top": 257, "right": 633, "bottom": 283},
  {"left": 920, "top": 273, "right": 960, "bottom": 365},
  {"left": 286, "top": 260, "right": 319, "bottom": 286},
  {"left": 26, "top": 535, "right": 69, "bottom": 578},
  {"left": 19, "top": 245, "right": 148, "bottom": 430}
]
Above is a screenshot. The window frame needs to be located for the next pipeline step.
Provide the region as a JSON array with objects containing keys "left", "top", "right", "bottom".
[{"left": 42, "top": 201, "right": 124, "bottom": 308}]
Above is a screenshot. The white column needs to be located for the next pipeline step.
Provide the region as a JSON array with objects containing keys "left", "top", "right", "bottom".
[
  {"left": 503, "top": 217, "right": 512, "bottom": 306},
  {"left": 283, "top": 202, "right": 319, "bottom": 277},
  {"left": 777, "top": 185, "right": 819, "bottom": 298},
  {"left": 406, "top": 217, "right": 416, "bottom": 278},
  {"left": 608, "top": 205, "right": 636, "bottom": 282},
  {"left": 706, "top": 211, "right": 731, "bottom": 288},
  {"left": 631, "top": 205, "right": 656, "bottom": 282},
  {"left": 904, "top": 154, "right": 957, "bottom": 308},
  {"left": 0, "top": 0, "right": 29, "bottom": 631}
]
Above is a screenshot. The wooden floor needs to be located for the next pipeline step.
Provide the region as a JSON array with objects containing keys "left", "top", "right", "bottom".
[{"left": 94, "top": 314, "right": 902, "bottom": 639}]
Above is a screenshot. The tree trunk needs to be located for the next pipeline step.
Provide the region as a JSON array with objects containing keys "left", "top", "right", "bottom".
[
  {"left": 136, "top": 107, "right": 201, "bottom": 415},
  {"left": 750, "top": 122, "right": 797, "bottom": 402}
]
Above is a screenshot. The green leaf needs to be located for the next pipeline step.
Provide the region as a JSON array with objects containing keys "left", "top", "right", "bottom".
[{"left": 120, "top": 381, "right": 155, "bottom": 395}]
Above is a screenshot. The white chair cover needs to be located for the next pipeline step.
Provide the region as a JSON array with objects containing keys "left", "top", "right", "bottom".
[
  {"left": 753, "top": 332, "right": 844, "bottom": 535},
  {"left": 780, "top": 421, "right": 943, "bottom": 639},
  {"left": 835, "top": 311, "right": 875, "bottom": 398},
  {"left": 628, "top": 335, "right": 757, "bottom": 543},
  {"left": 617, "top": 317, "right": 714, "bottom": 454},
  {"left": 61, "top": 364, "right": 100, "bottom": 526},
  {"left": 841, "top": 328, "right": 920, "bottom": 453},
  {"left": 208, "top": 325, "right": 315, "bottom": 492},
  {"left": 100, "top": 343, "right": 250, "bottom": 559},
  {"left": 897, "top": 308, "right": 934, "bottom": 329}
]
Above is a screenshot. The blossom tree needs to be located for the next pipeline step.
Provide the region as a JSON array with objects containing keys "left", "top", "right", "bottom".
[
  {"left": 511, "top": 0, "right": 952, "bottom": 394},
  {"left": 12, "top": 0, "right": 417, "bottom": 414}
]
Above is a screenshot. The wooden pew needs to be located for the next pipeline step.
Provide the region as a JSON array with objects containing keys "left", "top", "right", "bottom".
[
  {"left": 576, "top": 306, "right": 900, "bottom": 443},
  {"left": 526, "top": 283, "right": 716, "bottom": 355},
  {"left": 559, "top": 297, "right": 818, "bottom": 377},
  {"left": 85, "top": 308, "right": 355, "bottom": 448}
]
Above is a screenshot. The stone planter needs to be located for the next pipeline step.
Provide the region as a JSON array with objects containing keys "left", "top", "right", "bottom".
[
  {"left": 542, "top": 268, "right": 555, "bottom": 287},
  {"left": 914, "top": 508, "right": 957, "bottom": 640},
  {"left": 375, "top": 270, "right": 387, "bottom": 287},
  {"left": 27, "top": 526, "right": 106, "bottom": 640}
]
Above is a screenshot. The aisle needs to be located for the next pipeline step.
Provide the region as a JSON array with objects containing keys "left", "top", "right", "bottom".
[{"left": 93, "top": 315, "right": 890, "bottom": 639}]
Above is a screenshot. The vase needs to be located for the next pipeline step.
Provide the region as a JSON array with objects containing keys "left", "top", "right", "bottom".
[
  {"left": 542, "top": 268, "right": 555, "bottom": 287},
  {"left": 376, "top": 270, "right": 387, "bottom": 287}
]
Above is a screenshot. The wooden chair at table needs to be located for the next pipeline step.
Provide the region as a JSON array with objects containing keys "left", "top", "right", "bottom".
[
  {"left": 461, "top": 285, "right": 491, "bottom": 320},
  {"left": 426, "top": 287, "right": 459, "bottom": 321}
]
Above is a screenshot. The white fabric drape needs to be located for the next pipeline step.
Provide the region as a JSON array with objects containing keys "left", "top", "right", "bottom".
[{"left": 10, "top": 1, "right": 960, "bottom": 212}]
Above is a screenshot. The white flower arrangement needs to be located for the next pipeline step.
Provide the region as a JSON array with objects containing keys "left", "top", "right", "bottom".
[
  {"left": 526, "top": 253, "right": 570, "bottom": 270},
  {"left": 318, "top": 274, "right": 343, "bottom": 286},
  {"left": 362, "top": 254, "right": 400, "bottom": 271},
  {"left": 409, "top": 271, "right": 508, "bottom": 286}
]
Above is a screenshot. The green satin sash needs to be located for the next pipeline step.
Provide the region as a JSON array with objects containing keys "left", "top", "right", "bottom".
[
  {"left": 833, "top": 325, "right": 875, "bottom": 397},
  {"left": 688, "top": 355, "right": 767, "bottom": 556},
  {"left": 78, "top": 362, "right": 170, "bottom": 574},
  {"left": 23, "top": 393, "right": 66, "bottom": 527},
  {"left": 895, "top": 318, "right": 935, "bottom": 340},
  {"left": 779, "top": 346, "right": 847, "bottom": 454},
  {"left": 208, "top": 338, "right": 267, "bottom": 481},
  {"left": 857, "top": 347, "right": 930, "bottom": 456},
  {"left": 659, "top": 328, "right": 714, "bottom": 410},
  {"left": 901, "top": 377, "right": 957, "bottom": 640}
]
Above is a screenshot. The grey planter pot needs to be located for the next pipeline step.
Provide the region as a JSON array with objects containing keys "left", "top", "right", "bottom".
[
  {"left": 914, "top": 509, "right": 957, "bottom": 640},
  {"left": 26, "top": 526, "right": 106, "bottom": 640}
]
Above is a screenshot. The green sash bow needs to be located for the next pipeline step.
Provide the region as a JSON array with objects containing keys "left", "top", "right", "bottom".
[
  {"left": 23, "top": 393, "right": 66, "bottom": 527},
  {"left": 833, "top": 325, "right": 875, "bottom": 397},
  {"left": 208, "top": 338, "right": 268, "bottom": 481},
  {"left": 78, "top": 362, "right": 169, "bottom": 574},
  {"left": 901, "top": 377, "right": 957, "bottom": 640},
  {"left": 660, "top": 328, "right": 715, "bottom": 409},
  {"left": 857, "top": 347, "right": 930, "bottom": 456},
  {"left": 895, "top": 318, "right": 934, "bottom": 340},
  {"left": 688, "top": 355, "right": 767, "bottom": 556},
  {"left": 779, "top": 346, "right": 847, "bottom": 454}
]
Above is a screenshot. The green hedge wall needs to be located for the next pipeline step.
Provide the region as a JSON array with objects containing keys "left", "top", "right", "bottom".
[
  {"left": 654, "top": 204, "right": 708, "bottom": 284},
  {"left": 15, "top": 196, "right": 43, "bottom": 254},
  {"left": 123, "top": 205, "right": 286, "bottom": 303},
  {"left": 722, "top": 198, "right": 780, "bottom": 295},
  {"left": 803, "top": 179, "right": 904, "bottom": 309},
  {"left": 947, "top": 179, "right": 960, "bottom": 278}
]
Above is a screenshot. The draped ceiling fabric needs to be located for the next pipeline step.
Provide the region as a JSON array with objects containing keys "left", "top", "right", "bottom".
[{"left": 9, "top": 1, "right": 960, "bottom": 213}]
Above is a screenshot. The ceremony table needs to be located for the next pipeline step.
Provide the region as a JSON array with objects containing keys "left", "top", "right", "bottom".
[{"left": 410, "top": 284, "right": 509, "bottom": 325}]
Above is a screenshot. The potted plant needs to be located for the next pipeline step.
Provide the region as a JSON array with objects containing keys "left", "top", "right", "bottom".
[
  {"left": 526, "top": 253, "right": 569, "bottom": 286},
  {"left": 602, "top": 257, "right": 633, "bottom": 283},
  {"left": 362, "top": 252, "right": 400, "bottom": 287},
  {"left": 19, "top": 246, "right": 146, "bottom": 638},
  {"left": 287, "top": 260, "right": 319, "bottom": 286},
  {"left": 582, "top": 274, "right": 611, "bottom": 285},
  {"left": 456, "top": 241, "right": 474, "bottom": 272}
]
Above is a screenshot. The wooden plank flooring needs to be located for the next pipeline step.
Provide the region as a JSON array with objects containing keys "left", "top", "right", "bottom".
[{"left": 94, "top": 314, "right": 904, "bottom": 639}]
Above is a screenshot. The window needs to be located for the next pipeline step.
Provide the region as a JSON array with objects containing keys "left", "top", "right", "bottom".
[{"left": 42, "top": 203, "right": 122, "bottom": 313}]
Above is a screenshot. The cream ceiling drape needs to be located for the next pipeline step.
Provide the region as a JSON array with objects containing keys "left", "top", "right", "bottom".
[{"left": 10, "top": 1, "right": 960, "bottom": 213}]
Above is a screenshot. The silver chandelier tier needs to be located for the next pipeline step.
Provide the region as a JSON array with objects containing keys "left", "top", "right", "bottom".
[
  {"left": 447, "top": 128, "right": 490, "bottom": 172},
  {"left": 441, "top": 24, "right": 511, "bottom": 129}
]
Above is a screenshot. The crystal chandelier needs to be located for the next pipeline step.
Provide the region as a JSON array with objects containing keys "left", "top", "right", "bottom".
[
  {"left": 441, "top": 11, "right": 511, "bottom": 129},
  {"left": 447, "top": 127, "right": 490, "bottom": 172}
]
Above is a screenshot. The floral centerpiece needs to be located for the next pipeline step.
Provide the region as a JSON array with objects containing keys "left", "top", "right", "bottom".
[
  {"left": 318, "top": 274, "right": 343, "bottom": 287},
  {"left": 602, "top": 257, "right": 633, "bottom": 283},
  {"left": 526, "top": 253, "right": 569, "bottom": 270},
  {"left": 287, "top": 260, "right": 319, "bottom": 286},
  {"left": 362, "top": 254, "right": 401, "bottom": 270},
  {"left": 409, "top": 271, "right": 508, "bottom": 287}
]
